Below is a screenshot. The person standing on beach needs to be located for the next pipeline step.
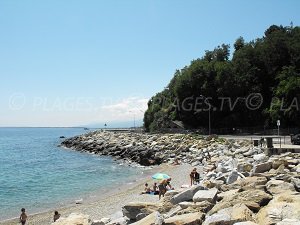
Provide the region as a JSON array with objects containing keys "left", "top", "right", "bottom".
[
  {"left": 19, "top": 208, "right": 27, "bottom": 225},
  {"left": 158, "top": 178, "right": 172, "bottom": 200},
  {"left": 194, "top": 169, "right": 200, "bottom": 184},
  {"left": 190, "top": 168, "right": 196, "bottom": 186},
  {"left": 54, "top": 211, "right": 61, "bottom": 222},
  {"left": 190, "top": 168, "right": 200, "bottom": 186}
]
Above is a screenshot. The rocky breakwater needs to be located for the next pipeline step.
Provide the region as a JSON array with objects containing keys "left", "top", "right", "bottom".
[{"left": 60, "top": 131, "right": 252, "bottom": 166}]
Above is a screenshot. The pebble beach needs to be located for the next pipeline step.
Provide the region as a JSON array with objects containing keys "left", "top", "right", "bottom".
[{"left": 0, "top": 164, "right": 195, "bottom": 225}]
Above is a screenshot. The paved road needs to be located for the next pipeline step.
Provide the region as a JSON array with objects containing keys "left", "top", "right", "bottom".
[{"left": 218, "top": 135, "right": 293, "bottom": 145}]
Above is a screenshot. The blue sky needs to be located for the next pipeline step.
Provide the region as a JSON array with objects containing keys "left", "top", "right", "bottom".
[{"left": 0, "top": 0, "right": 299, "bottom": 127}]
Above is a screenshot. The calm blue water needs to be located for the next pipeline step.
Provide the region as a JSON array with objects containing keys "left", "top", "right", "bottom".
[{"left": 0, "top": 128, "right": 141, "bottom": 220}]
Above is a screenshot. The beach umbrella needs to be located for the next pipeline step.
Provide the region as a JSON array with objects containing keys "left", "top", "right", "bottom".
[{"left": 152, "top": 173, "right": 170, "bottom": 180}]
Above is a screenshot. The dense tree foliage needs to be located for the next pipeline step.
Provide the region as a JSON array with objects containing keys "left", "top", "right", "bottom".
[{"left": 144, "top": 25, "right": 300, "bottom": 132}]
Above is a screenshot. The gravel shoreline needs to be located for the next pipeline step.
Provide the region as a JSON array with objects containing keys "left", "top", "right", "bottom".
[{"left": 0, "top": 163, "right": 195, "bottom": 225}]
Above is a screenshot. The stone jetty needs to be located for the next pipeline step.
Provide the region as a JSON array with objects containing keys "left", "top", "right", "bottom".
[{"left": 60, "top": 131, "right": 253, "bottom": 166}]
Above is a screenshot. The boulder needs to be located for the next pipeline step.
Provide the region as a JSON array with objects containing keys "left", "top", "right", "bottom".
[
  {"left": 165, "top": 190, "right": 180, "bottom": 197},
  {"left": 170, "top": 185, "right": 206, "bottom": 205},
  {"left": 226, "top": 171, "right": 240, "bottom": 184},
  {"left": 193, "top": 188, "right": 218, "bottom": 203},
  {"left": 52, "top": 213, "right": 91, "bottom": 225},
  {"left": 92, "top": 218, "right": 111, "bottom": 225},
  {"left": 293, "top": 164, "right": 300, "bottom": 173},
  {"left": 291, "top": 178, "right": 300, "bottom": 191},
  {"left": 217, "top": 189, "right": 239, "bottom": 201},
  {"left": 206, "top": 179, "right": 224, "bottom": 189},
  {"left": 178, "top": 201, "right": 213, "bottom": 213},
  {"left": 257, "top": 192, "right": 300, "bottom": 225},
  {"left": 159, "top": 191, "right": 180, "bottom": 213},
  {"left": 164, "top": 206, "right": 182, "bottom": 218},
  {"left": 236, "top": 176, "right": 268, "bottom": 187},
  {"left": 203, "top": 209, "right": 231, "bottom": 225},
  {"left": 233, "top": 222, "right": 258, "bottom": 225},
  {"left": 122, "top": 202, "right": 158, "bottom": 220},
  {"left": 203, "top": 203, "right": 255, "bottom": 225},
  {"left": 131, "top": 212, "right": 164, "bottom": 225},
  {"left": 164, "top": 212, "right": 204, "bottom": 225},
  {"left": 276, "top": 219, "right": 300, "bottom": 225},
  {"left": 266, "top": 180, "right": 295, "bottom": 195},
  {"left": 272, "top": 159, "right": 288, "bottom": 169},
  {"left": 231, "top": 203, "right": 255, "bottom": 222},
  {"left": 252, "top": 162, "right": 272, "bottom": 173},
  {"left": 208, "top": 189, "right": 272, "bottom": 215},
  {"left": 136, "top": 213, "right": 148, "bottom": 221},
  {"left": 91, "top": 221, "right": 104, "bottom": 225},
  {"left": 253, "top": 153, "right": 267, "bottom": 162},
  {"left": 237, "top": 163, "right": 253, "bottom": 173}
]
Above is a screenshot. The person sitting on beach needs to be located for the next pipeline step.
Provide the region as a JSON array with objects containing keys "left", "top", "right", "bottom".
[
  {"left": 141, "top": 183, "right": 151, "bottom": 194},
  {"left": 152, "top": 182, "right": 159, "bottom": 195},
  {"left": 54, "top": 211, "right": 61, "bottom": 222},
  {"left": 19, "top": 208, "right": 27, "bottom": 225},
  {"left": 158, "top": 178, "right": 172, "bottom": 200}
]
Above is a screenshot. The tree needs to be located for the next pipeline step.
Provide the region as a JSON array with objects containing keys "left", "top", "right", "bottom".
[{"left": 144, "top": 24, "right": 300, "bottom": 132}]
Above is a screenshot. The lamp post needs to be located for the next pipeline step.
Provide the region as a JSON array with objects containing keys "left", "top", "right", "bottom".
[
  {"left": 208, "top": 105, "right": 211, "bottom": 135},
  {"left": 129, "top": 110, "right": 136, "bottom": 131},
  {"left": 195, "top": 95, "right": 212, "bottom": 135},
  {"left": 133, "top": 114, "right": 136, "bottom": 130},
  {"left": 129, "top": 109, "right": 144, "bottom": 132}
]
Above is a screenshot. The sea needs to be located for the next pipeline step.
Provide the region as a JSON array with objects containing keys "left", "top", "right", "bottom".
[{"left": 0, "top": 127, "right": 142, "bottom": 221}]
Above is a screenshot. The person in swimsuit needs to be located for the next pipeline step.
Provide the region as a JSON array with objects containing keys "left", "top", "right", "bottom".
[
  {"left": 194, "top": 169, "right": 200, "bottom": 184},
  {"left": 141, "top": 183, "right": 151, "bottom": 194},
  {"left": 153, "top": 182, "right": 159, "bottom": 195},
  {"left": 190, "top": 168, "right": 196, "bottom": 186},
  {"left": 190, "top": 168, "right": 200, "bottom": 185},
  {"left": 19, "top": 208, "right": 27, "bottom": 225},
  {"left": 53, "top": 211, "right": 61, "bottom": 222},
  {"left": 158, "top": 178, "right": 172, "bottom": 200}
]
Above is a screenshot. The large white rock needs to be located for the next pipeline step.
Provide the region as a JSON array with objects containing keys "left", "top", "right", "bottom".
[
  {"left": 170, "top": 185, "right": 206, "bottom": 205},
  {"left": 164, "top": 212, "right": 204, "bottom": 225},
  {"left": 226, "top": 171, "right": 245, "bottom": 184},
  {"left": 233, "top": 222, "right": 258, "bottom": 225},
  {"left": 253, "top": 153, "right": 267, "bottom": 162},
  {"left": 203, "top": 209, "right": 231, "bottom": 225},
  {"left": 276, "top": 219, "right": 300, "bottom": 225},
  {"left": 193, "top": 188, "right": 218, "bottom": 203},
  {"left": 257, "top": 192, "right": 300, "bottom": 224},
  {"left": 131, "top": 212, "right": 163, "bottom": 225},
  {"left": 266, "top": 180, "right": 295, "bottom": 195},
  {"left": 291, "top": 178, "right": 300, "bottom": 191},
  {"left": 92, "top": 218, "right": 111, "bottom": 225},
  {"left": 122, "top": 202, "right": 158, "bottom": 220},
  {"left": 107, "top": 217, "right": 127, "bottom": 225},
  {"left": 203, "top": 203, "right": 255, "bottom": 225},
  {"left": 252, "top": 162, "right": 272, "bottom": 173},
  {"left": 237, "top": 162, "right": 253, "bottom": 173}
]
